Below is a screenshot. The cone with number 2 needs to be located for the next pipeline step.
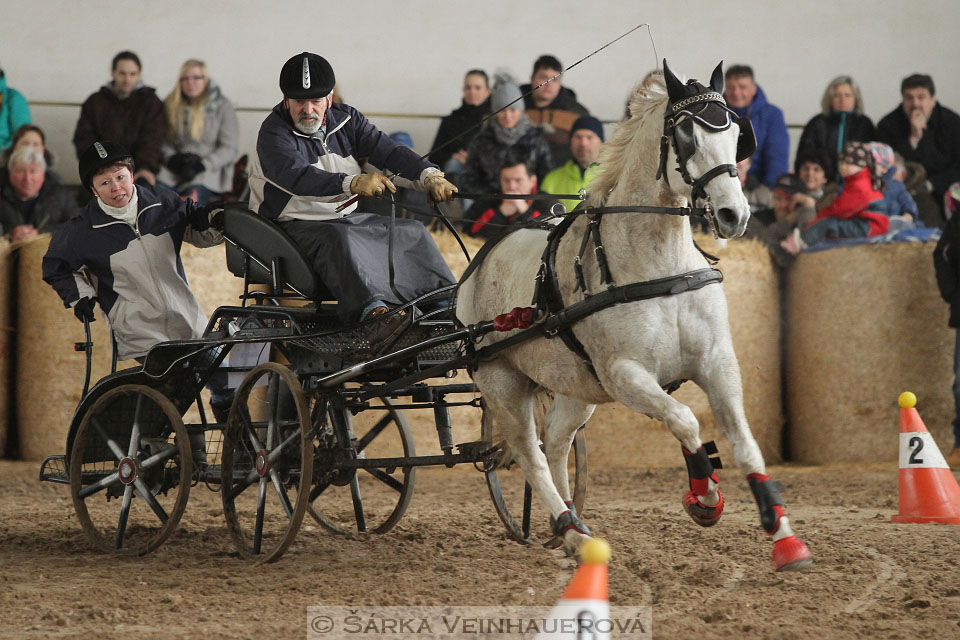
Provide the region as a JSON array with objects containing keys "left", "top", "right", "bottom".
[{"left": 891, "top": 392, "right": 960, "bottom": 524}]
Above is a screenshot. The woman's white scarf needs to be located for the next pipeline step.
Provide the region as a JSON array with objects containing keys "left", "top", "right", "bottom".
[{"left": 97, "top": 187, "right": 140, "bottom": 226}]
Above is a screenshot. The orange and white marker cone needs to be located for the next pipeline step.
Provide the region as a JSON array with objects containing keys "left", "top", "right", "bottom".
[
  {"left": 535, "top": 538, "right": 611, "bottom": 639},
  {"left": 891, "top": 392, "right": 960, "bottom": 524}
]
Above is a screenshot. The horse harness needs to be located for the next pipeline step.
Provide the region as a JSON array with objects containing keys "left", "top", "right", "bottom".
[{"left": 529, "top": 205, "right": 723, "bottom": 385}]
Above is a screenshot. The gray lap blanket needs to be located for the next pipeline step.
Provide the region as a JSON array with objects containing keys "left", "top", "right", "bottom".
[{"left": 282, "top": 213, "right": 456, "bottom": 322}]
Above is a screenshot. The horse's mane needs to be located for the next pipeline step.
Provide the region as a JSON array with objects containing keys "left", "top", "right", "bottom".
[{"left": 587, "top": 71, "right": 671, "bottom": 206}]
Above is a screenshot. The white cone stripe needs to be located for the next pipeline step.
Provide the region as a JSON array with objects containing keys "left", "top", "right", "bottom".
[
  {"left": 535, "top": 600, "right": 611, "bottom": 639},
  {"left": 899, "top": 432, "right": 948, "bottom": 469}
]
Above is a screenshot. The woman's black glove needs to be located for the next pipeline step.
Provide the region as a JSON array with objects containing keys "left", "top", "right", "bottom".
[
  {"left": 73, "top": 297, "right": 97, "bottom": 323},
  {"left": 201, "top": 200, "right": 228, "bottom": 230}
]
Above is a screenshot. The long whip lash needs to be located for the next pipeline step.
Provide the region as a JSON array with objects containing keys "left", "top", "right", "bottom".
[
  {"left": 336, "top": 22, "right": 657, "bottom": 268},
  {"left": 424, "top": 23, "right": 655, "bottom": 164}
]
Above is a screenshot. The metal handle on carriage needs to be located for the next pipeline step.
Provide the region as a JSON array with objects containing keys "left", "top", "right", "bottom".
[{"left": 74, "top": 319, "right": 94, "bottom": 399}]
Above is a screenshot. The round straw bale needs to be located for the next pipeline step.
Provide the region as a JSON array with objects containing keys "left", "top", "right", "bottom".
[
  {"left": 180, "top": 242, "right": 246, "bottom": 319},
  {"left": 786, "top": 241, "right": 953, "bottom": 463},
  {"left": 16, "top": 235, "right": 117, "bottom": 460},
  {"left": 0, "top": 238, "right": 12, "bottom": 455}
]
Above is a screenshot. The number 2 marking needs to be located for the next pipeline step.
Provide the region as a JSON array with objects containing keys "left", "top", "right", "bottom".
[{"left": 908, "top": 436, "right": 924, "bottom": 464}]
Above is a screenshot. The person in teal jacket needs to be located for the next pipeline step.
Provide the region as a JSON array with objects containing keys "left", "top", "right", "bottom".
[
  {"left": 541, "top": 115, "right": 603, "bottom": 212},
  {"left": 0, "top": 68, "right": 32, "bottom": 151}
]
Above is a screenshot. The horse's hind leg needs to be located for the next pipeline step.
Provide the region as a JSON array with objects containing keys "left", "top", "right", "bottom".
[
  {"left": 475, "top": 363, "right": 591, "bottom": 555},
  {"left": 698, "top": 352, "right": 813, "bottom": 571},
  {"left": 601, "top": 359, "right": 723, "bottom": 521},
  {"left": 540, "top": 394, "right": 595, "bottom": 509}
]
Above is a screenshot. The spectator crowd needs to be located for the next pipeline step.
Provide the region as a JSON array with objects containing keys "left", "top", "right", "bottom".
[{"left": 2, "top": 52, "right": 959, "bottom": 248}]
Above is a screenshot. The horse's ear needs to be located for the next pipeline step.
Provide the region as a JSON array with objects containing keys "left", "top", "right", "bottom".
[
  {"left": 662, "top": 59, "right": 684, "bottom": 101},
  {"left": 710, "top": 61, "right": 724, "bottom": 93}
]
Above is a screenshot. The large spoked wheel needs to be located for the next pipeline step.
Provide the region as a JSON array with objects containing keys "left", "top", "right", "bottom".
[
  {"left": 70, "top": 385, "right": 192, "bottom": 556},
  {"left": 307, "top": 395, "right": 416, "bottom": 534},
  {"left": 220, "top": 363, "right": 312, "bottom": 562},
  {"left": 482, "top": 407, "right": 588, "bottom": 543}
]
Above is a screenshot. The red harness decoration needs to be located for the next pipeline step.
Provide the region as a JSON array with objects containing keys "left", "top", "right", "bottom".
[{"left": 492, "top": 306, "right": 536, "bottom": 331}]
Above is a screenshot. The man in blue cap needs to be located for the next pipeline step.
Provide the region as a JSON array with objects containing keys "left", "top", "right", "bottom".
[
  {"left": 541, "top": 115, "right": 604, "bottom": 212},
  {"left": 248, "top": 52, "right": 458, "bottom": 343}
]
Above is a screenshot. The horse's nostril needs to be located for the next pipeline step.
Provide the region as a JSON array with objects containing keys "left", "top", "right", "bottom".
[{"left": 717, "top": 207, "right": 738, "bottom": 227}]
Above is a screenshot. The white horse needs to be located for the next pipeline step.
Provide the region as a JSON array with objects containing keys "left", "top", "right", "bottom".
[{"left": 457, "top": 61, "right": 812, "bottom": 571}]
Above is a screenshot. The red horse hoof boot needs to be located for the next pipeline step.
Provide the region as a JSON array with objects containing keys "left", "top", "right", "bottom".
[
  {"left": 683, "top": 489, "right": 724, "bottom": 527},
  {"left": 772, "top": 535, "right": 813, "bottom": 571}
]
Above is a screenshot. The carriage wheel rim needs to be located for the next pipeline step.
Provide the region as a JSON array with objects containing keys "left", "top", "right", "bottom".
[
  {"left": 307, "top": 395, "right": 416, "bottom": 535},
  {"left": 220, "top": 362, "right": 312, "bottom": 563},
  {"left": 69, "top": 385, "right": 191, "bottom": 556}
]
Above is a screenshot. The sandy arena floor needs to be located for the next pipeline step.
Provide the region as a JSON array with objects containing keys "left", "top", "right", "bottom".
[{"left": 1, "top": 459, "right": 959, "bottom": 639}]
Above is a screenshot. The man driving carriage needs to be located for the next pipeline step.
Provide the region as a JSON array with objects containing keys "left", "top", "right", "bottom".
[
  {"left": 41, "top": 141, "right": 233, "bottom": 423},
  {"left": 247, "top": 52, "right": 459, "bottom": 346}
]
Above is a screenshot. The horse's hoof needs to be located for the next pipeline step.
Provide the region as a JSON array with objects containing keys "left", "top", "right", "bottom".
[
  {"left": 683, "top": 490, "right": 724, "bottom": 527},
  {"left": 772, "top": 535, "right": 813, "bottom": 571},
  {"left": 542, "top": 536, "right": 564, "bottom": 550}
]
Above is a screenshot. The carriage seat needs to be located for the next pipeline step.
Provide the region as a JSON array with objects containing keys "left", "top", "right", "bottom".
[{"left": 221, "top": 204, "right": 333, "bottom": 302}]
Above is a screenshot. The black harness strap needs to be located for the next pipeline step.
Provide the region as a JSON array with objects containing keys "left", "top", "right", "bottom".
[
  {"left": 692, "top": 236, "right": 720, "bottom": 265},
  {"left": 542, "top": 267, "right": 723, "bottom": 335},
  {"left": 536, "top": 214, "right": 599, "bottom": 377}
]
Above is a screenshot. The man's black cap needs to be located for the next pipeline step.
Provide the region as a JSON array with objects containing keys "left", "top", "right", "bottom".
[{"left": 280, "top": 52, "right": 335, "bottom": 99}]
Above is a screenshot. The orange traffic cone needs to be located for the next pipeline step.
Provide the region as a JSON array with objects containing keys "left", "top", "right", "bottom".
[
  {"left": 535, "top": 538, "right": 611, "bottom": 639},
  {"left": 891, "top": 392, "right": 960, "bottom": 524}
]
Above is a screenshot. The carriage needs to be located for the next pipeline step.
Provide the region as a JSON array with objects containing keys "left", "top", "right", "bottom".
[
  {"left": 38, "top": 204, "right": 587, "bottom": 562},
  {"left": 39, "top": 61, "right": 812, "bottom": 571}
]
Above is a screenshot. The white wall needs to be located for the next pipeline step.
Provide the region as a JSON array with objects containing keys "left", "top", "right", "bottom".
[{"left": 4, "top": 0, "right": 959, "bottom": 184}]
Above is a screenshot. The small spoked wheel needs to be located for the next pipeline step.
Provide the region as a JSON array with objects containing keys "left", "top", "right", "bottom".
[
  {"left": 307, "top": 395, "right": 416, "bottom": 534},
  {"left": 70, "top": 385, "right": 192, "bottom": 556},
  {"left": 482, "top": 407, "right": 588, "bottom": 543},
  {"left": 220, "top": 363, "right": 312, "bottom": 562}
]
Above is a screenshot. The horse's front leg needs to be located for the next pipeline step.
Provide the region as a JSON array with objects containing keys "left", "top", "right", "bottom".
[
  {"left": 475, "top": 362, "right": 591, "bottom": 556},
  {"left": 698, "top": 349, "right": 813, "bottom": 571},
  {"left": 601, "top": 358, "right": 723, "bottom": 521}
]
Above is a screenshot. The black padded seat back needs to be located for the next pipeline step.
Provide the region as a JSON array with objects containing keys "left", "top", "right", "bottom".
[{"left": 222, "top": 205, "right": 328, "bottom": 300}]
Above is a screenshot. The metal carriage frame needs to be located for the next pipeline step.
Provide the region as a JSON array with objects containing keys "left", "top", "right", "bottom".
[{"left": 39, "top": 205, "right": 588, "bottom": 562}]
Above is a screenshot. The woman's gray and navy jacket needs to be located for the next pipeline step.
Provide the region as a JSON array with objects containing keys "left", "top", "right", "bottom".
[
  {"left": 248, "top": 101, "right": 438, "bottom": 221},
  {"left": 42, "top": 183, "right": 221, "bottom": 360}
]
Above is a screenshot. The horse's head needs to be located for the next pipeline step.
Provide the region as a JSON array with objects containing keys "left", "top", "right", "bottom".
[{"left": 656, "top": 60, "right": 756, "bottom": 239}]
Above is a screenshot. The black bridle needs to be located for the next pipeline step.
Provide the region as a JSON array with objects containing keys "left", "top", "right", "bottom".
[{"left": 655, "top": 90, "right": 757, "bottom": 234}]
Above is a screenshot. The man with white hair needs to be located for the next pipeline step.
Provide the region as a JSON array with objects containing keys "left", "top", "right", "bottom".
[
  {"left": 247, "top": 52, "right": 459, "bottom": 347},
  {"left": 0, "top": 146, "right": 77, "bottom": 241}
]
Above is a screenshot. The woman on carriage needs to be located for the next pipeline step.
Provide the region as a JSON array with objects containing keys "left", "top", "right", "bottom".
[{"left": 41, "top": 140, "right": 234, "bottom": 422}]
